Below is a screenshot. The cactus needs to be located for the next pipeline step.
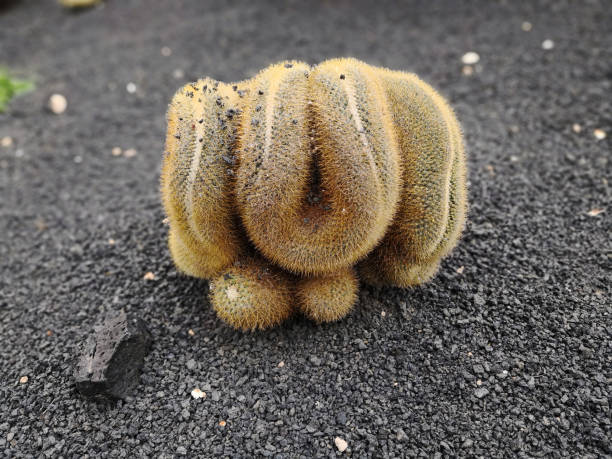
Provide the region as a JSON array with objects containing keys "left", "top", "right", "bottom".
[
  {"left": 296, "top": 268, "right": 359, "bottom": 323},
  {"left": 209, "top": 256, "right": 294, "bottom": 331},
  {"left": 161, "top": 58, "right": 467, "bottom": 330},
  {"left": 161, "top": 78, "right": 243, "bottom": 279},
  {"left": 235, "top": 59, "right": 402, "bottom": 275},
  {"left": 357, "top": 69, "right": 467, "bottom": 286}
]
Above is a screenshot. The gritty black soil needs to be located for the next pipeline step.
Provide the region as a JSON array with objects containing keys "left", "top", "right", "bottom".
[{"left": 0, "top": 0, "right": 610, "bottom": 457}]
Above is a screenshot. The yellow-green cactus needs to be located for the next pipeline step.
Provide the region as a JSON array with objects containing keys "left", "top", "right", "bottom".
[
  {"left": 160, "top": 58, "right": 467, "bottom": 331},
  {"left": 296, "top": 268, "right": 359, "bottom": 323},
  {"left": 161, "top": 79, "right": 243, "bottom": 278},
  {"left": 209, "top": 256, "right": 294, "bottom": 331},
  {"left": 235, "top": 60, "right": 401, "bottom": 275},
  {"left": 357, "top": 69, "right": 467, "bottom": 286}
]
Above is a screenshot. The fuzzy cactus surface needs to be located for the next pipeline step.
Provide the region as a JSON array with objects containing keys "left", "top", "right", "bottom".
[{"left": 161, "top": 58, "right": 467, "bottom": 330}]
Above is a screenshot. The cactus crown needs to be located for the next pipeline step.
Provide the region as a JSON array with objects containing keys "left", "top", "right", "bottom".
[{"left": 161, "top": 58, "right": 467, "bottom": 330}]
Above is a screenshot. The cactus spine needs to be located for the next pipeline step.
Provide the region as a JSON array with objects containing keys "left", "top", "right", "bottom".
[{"left": 161, "top": 58, "right": 467, "bottom": 330}]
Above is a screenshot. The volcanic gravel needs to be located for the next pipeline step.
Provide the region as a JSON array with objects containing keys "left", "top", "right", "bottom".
[{"left": 0, "top": 0, "right": 610, "bottom": 457}]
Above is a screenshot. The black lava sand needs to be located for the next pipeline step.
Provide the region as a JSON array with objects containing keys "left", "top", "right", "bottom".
[{"left": 1, "top": 0, "right": 610, "bottom": 456}]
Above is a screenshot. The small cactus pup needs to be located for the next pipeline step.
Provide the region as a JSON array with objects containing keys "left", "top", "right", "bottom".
[
  {"left": 160, "top": 58, "right": 467, "bottom": 331},
  {"left": 296, "top": 268, "right": 359, "bottom": 323},
  {"left": 209, "top": 256, "right": 295, "bottom": 331}
]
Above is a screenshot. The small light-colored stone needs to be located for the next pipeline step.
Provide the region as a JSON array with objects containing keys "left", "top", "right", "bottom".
[
  {"left": 456, "top": 266, "right": 465, "bottom": 274},
  {"left": 334, "top": 437, "right": 348, "bottom": 453},
  {"left": 126, "top": 82, "right": 137, "bottom": 94},
  {"left": 111, "top": 147, "right": 122, "bottom": 156},
  {"left": 173, "top": 69, "right": 185, "bottom": 80},
  {"left": 572, "top": 123, "right": 582, "bottom": 133},
  {"left": 278, "top": 361, "right": 285, "bottom": 368},
  {"left": 19, "top": 376, "right": 28, "bottom": 384},
  {"left": 219, "top": 420, "right": 226, "bottom": 427},
  {"left": 586, "top": 208, "right": 604, "bottom": 217},
  {"left": 521, "top": 21, "right": 532, "bottom": 32},
  {"left": 542, "top": 39, "right": 554, "bottom": 50},
  {"left": 593, "top": 129, "right": 606, "bottom": 140},
  {"left": 48, "top": 94, "right": 67, "bottom": 114},
  {"left": 123, "top": 148, "right": 137, "bottom": 157},
  {"left": 161, "top": 46, "right": 172, "bottom": 57},
  {"left": 461, "top": 65, "right": 474, "bottom": 76},
  {"left": 143, "top": 271, "right": 156, "bottom": 280},
  {"left": 461, "top": 52, "right": 480, "bottom": 65},
  {"left": 191, "top": 388, "right": 206, "bottom": 399},
  {"left": 1, "top": 136, "right": 13, "bottom": 147},
  {"left": 188, "top": 329, "right": 195, "bottom": 336}
]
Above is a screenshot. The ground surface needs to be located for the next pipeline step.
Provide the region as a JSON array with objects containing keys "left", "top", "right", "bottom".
[{"left": 0, "top": 0, "right": 610, "bottom": 457}]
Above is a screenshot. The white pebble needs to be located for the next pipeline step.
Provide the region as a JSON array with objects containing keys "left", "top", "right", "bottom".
[
  {"left": 126, "top": 82, "right": 137, "bottom": 94},
  {"left": 521, "top": 21, "right": 532, "bottom": 32},
  {"left": 48, "top": 94, "right": 67, "bottom": 114},
  {"left": 572, "top": 123, "right": 582, "bottom": 134},
  {"left": 173, "top": 69, "right": 185, "bottom": 80},
  {"left": 334, "top": 437, "right": 348, "bottom": 452},
  {"left": 161, "top": 46, "right": 172, "bottom": 57},
  {"left": 461, "top": 52, "right": 480, "bottom": 65},
  {"left": 1, "top": 136, "right": 13, "bottom": 147},
  {"left": 111, "top": 147, "right": 122, "bottom": 156},
  {"left": 593, "top": 129, "right": 606, "bottom": 140},
  {"left": 73, "top": 155, "right": 82, "bottom": 164},
  {"left": 191, "top": 388, "right": 206, "bottom": 399},
  {"left": 542, "top": 39, "right": 554, "bottom": 50},
  {"left": 123, "top": 148, "right": 137, "bottom": 158}
]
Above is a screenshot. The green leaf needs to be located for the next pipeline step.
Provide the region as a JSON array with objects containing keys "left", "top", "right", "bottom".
[{"left": 0, "top": 70, "right": 34, "bottom": 112}]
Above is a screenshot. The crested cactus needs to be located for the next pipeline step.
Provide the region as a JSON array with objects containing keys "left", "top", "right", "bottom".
[{"left": 161, "top": 58, "right": 467, "bottom": 330}]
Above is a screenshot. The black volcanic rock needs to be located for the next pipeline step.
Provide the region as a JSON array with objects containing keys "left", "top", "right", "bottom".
[{"left": 74, "top": 310, "right": 152, "bottom": 400}]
